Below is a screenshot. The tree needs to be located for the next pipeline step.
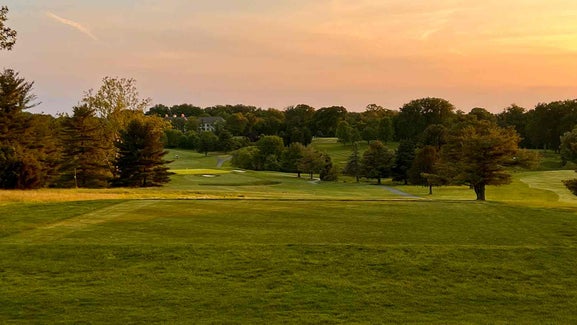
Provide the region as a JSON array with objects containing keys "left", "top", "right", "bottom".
[
  {"left": 343, "top": 142, "right": 362, "bottom": 182},
  {"left": 396, "top": 97, "right": 456, "bottom": 140},
  {"left": 256, "top": 135, "right": 285, "bottom": 170},
  {"left": 60, "top": 105, "right": 112, "bottom": 188},
  {"left": 284, "top": 104, "right": 315, "bottom": 145},
  {"left": 231, "top": 146, "right": 260, "bottom": 170},
  {"left": 216, "top": 127, "right": 234, "bottom": 153},
  {"left": 226, "top": 112, "right": 249, "bottom": 136},
  {"left": 420, "top": 124, "right": 447, "bottom": 150},
  {"left": 468, "top": 107, "right": 496, "bottom": 122},
  {"left": 525, "top": 100, "right": 577, "bottom": 150},
  {"left": 319, "top": 153, "right": 338, "bottom": 181},
  {"left": 197, "top": 131, "right": 218, "bottom": 156},
  {"left": 361, "top": 123, "right": 379, "bottom": 144},
  {"left": 113, "top": 119, "right": 172, "bottom": 187},
  {"left": 392, "top": 139, "right": 416, "bottom": 184},
  {"left": 82, "top": 76, "right": 151, "bottom": 126},
  {"left": 560, "top": 127, "right": 577, "bottom": 166},
  {"left": 0, "top": 69, "right": 36, "bottom": 140},
  {"left": 281, "top": 142, "right": 306, "bottom": 177},
  {"left": 438, "top": 120, "right": 520, "bottom": 200},
  {"left": 298, "top": 147, "right": 326, "bottom": 180},
  {"left": 312, "top": 106, "right": 347, "bottom": 137},
  {"left": 0, "top": 6, "right": 17, "bottom": 50},
  {"left": 163, "top": 129, "right": 185, "bottom": 149},
  {"left": 335, "top": 120, "right": 353, "bottom": 144},
  {"left": 408, "top": 145, "right": 442, "bottom": 194},
  {"left": 560, "top": 127, "right": 577, "bottom": 194},
  {"left": 378, "top": 117, "right": 394, "bottom": 143},
  {"left": 361, "top": 141, "right": 395, "bottom": 184},
  {"left": 496, "top": 104, "right": 529, "bottom": 148},
  {"left": 0, "top": 69, "right": 49, "bottom": 189}
]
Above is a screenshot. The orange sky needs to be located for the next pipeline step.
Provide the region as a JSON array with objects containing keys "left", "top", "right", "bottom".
[{"left": 3, "top": 0, "right": 577, "bottom": 114}]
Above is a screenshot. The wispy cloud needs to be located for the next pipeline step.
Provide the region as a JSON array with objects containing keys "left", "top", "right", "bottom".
[{"left": 46, "top": 11, "right": 98, "bottom": 41}]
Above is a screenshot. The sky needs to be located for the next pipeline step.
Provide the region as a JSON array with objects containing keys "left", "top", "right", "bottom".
[{"left": 3, "top": 0, "right": 577, "bottom": 115}]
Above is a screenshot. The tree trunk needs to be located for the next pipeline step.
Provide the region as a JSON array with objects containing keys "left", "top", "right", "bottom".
[
  {"left": 474, "top": 183, "right": 486, "bottom": 201},
  {"left": 429, "top": 184, "right": 433, "bottom": 195},
  {"left": 297, "top": 171, "right": 301, "bottom": 178},
  {"left": 377, "top": 177, "right": 381, "bottom": 185}
]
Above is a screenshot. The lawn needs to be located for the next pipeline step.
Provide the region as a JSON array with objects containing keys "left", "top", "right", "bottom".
[
  {"left": 2, "top": 200, "right": 577, "bottom": 323},
  {"left": 1, "top": 143, "right": 577, "bottom": 323}
]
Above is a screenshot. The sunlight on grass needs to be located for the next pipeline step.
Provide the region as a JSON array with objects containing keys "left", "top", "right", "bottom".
[
  {"left": 171, "top": 169, "right": 231, "bottom": 175},
  {"left": 520, "top": 170, "right": 577, "bottom": 203}
]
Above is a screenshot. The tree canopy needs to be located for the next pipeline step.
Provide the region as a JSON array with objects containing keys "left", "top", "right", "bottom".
[
  {"left": 0, "top": 6, "right": 17, "bottom": 50},
  {"left": 438, "top": 120, "right": 521, "bottom": 200}
]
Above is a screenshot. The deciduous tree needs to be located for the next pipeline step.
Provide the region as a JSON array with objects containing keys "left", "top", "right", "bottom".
[
  {"left": 0, "top": 6, "right": 17, "bottom": 50},
  {"left": 438, "top": 120, "right": 520, "bottom": 200},
  {"left": 361, "top": 141, "right": 395, "bottom": 184}
]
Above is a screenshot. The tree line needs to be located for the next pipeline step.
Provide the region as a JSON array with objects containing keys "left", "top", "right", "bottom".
[{"left": 149, "top": 98, "right": 577, "bottom": 154}]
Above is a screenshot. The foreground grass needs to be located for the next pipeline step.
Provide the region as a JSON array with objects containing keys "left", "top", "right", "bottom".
[
  {"left": 2, "top": 200, "right": 577, "bottom": 323},
  {"left": 2, "top": 145, "right": 577, "bottom": 323}
]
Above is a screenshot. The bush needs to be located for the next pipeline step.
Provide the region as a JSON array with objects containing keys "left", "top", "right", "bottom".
[{"left": 563, "top": 179, "right": 577, "bottom": 196}]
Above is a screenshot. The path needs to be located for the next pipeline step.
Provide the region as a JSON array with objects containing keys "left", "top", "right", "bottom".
[
  {"left": 382, "top": 186, "right": 423, "bottom": 199},
  {"left": 2, "top": 200, "right": 156, "bottom": 244},
  {"left": 216, "top": 156, "right": 232, "bottom": 168}
]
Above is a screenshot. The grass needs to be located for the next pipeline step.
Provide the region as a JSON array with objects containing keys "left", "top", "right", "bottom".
[
  {"left": 2, "top": 200, "right": 577, "bottom": 323},
  {"left": 2, "top": 140, "right": 577, "bottom": 323}
]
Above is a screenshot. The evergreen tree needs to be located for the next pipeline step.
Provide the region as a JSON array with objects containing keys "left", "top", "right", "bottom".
[
  {"left": 0, "top": 69, "right": 52, "bottom": 189},
  {"left": 113, "top": 119, "right": 173, "bottom": 187},
  {"left": 343, "top": 142, "right": 362, "bottom": 182},
  {"left": 319, "top": 153, "right": 338, "bottom": 181},
  {"left": 392, "top": 139, "right": 416, "bottom": 184},
  {"left": 60, "top": 105, "right": 112, "bottom": 188}
]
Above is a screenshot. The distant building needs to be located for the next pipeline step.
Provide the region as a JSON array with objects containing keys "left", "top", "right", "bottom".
[{"left": 198, "top": 116, "right": 225, "bottom": 132}]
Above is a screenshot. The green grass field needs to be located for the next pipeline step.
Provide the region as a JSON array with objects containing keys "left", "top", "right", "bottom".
[{"left": 2, "top": 140, "right": 577, "bottom": 323}]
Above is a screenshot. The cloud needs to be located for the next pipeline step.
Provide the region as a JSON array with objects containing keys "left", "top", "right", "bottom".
[{"left": 46, "top": 11, "right": 98, "bottom": 41}]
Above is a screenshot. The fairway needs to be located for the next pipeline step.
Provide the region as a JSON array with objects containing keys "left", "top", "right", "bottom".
[
  {"left": 2, "top": 148, "right": 577, "bottom": 323},
  {"left": 2, "top": 198, "right": 577, "bottom": 323}
]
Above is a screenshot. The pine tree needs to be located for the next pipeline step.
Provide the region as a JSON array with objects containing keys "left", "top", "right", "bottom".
[
  {"left": 113, "top": 119, "right": 173, "bottom": 187},
  {"left": 343, "top": 142, "right": 362, "bottom": 182},
  {"left": 392, "top": 139, "right": 416, "bottom": 184},
  {"left": 0, "top": 69, "right": 54, "bottom": 189},
  {"left": 60, "top": 105, "right": 112, "bottom": 188}
]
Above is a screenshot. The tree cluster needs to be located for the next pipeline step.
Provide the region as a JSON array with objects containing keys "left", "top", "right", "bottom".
[
  {"left": 0, "top": 70, "right": 172, "bottom": 189},
  {"left": 230, "top": 136, "right": 337, "bottom": 181}
]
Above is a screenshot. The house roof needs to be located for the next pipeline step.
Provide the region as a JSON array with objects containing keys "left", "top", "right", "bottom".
[{"left": 199, "top": 116, "right": 225, "bottom": 124}]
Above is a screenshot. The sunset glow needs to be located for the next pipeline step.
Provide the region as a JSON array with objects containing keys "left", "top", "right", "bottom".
[{"left": 3, "top": 0, "right": 577, "bottom": 114}]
